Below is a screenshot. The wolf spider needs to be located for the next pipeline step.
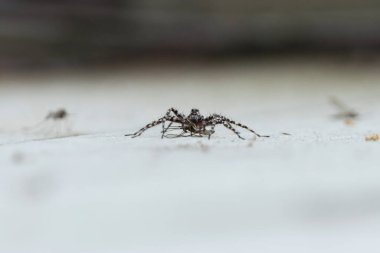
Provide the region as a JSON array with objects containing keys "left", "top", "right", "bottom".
[{"left": 125, "top": 108, "right": 269, "bottom": 140}]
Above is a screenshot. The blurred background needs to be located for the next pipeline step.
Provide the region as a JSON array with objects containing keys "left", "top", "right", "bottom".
[
  {"left": 1, "top": 2, "right": 380, "bottom": 253},
  {"left": 1, "top": 0, "right": 380, "bottom": 71}
]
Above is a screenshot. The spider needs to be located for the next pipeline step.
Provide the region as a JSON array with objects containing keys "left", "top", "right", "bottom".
[{"left": 125, "top": 108, "right": 269, "bottom": 140}]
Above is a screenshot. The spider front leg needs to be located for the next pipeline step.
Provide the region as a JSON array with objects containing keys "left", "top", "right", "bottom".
[{"left": 125, "top": 117, "right": 166, "bottom": 138}]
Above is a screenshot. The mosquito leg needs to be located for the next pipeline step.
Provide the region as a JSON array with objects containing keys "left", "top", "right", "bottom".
[
  {"left": 164, "top": 131, "right": 187, "bottom": 138},
  {"left": 161, "top": 122, "right": 173, "bottom": 139},
  {"left": 162, "top": 121, "right": 166, "bottom": 133}
]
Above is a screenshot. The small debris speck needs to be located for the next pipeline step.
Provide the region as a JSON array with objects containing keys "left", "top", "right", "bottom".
[
  {"left": 344, "top": 119, "right": 356, "bottom": 126},
  {"left": 365, "top": 134, "right": 379, "bottom": 142}
]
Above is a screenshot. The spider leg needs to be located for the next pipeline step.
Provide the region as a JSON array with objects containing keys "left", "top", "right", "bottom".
[
  {"left": 222, "top": 122, "right": 245, "bottom": 140},
  {"left": 126, "top": 108, "right": 185, "bottom": 138},
  {"left": 125, "top": 117, "right": 168, "bottom": 138},
  {"left": 218, "top": 116, "right": 269, "bottom": 138},
  {"left": 166, "top": 108, "right": 185, "bottom": 119},
  {"left": 207, "top": 124, "right": 216, "bottom": 139}
]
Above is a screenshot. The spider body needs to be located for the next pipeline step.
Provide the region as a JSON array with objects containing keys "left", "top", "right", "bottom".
[
  {"left": 125, "top": 108, "right": 269, "bottom": 140},
  {"left": 182, "top": 109, "right": 208, "bottom": 134}
]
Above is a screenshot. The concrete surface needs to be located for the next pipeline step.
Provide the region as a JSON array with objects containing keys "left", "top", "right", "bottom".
[{"left": 0, "top": 60, "right": 380, "bottom": 253}]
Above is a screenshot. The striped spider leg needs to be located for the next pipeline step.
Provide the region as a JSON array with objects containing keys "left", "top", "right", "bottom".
[
  {"left": 125, "top": 108, "right": 185, "bottom": 138},
  {"left": 205, "top": 114, "right": 270, "bottom": 140}
]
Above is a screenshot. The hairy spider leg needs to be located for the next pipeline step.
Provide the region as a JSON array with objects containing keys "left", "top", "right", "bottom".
[
  {"left": 222, "top": 122, "right": 245, "bottom": 140},
  {"left": 126, "top": 107, "right": 185, "bottom": 138},
  {"left": 218, "top": 116, "right": 270, "bottom": 138},
  {"left": 166, "top": 107, "right": 185, "bottom": 119},
  {"left": 125, "top": 116, "right": 179, "bottom": 138},
  {"left": 208, "top": 124, "right": 216, "bottom": 139},
  {"left": 161, "top": 107, "right": 186, "bottom": 138},
  {"left": 125, "top": 117, "right": 167, "bottom": 138}
]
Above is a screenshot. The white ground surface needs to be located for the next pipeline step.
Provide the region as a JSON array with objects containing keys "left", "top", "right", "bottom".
[{"left": 1, "top": 60, "right": 380, "bottom": 253}]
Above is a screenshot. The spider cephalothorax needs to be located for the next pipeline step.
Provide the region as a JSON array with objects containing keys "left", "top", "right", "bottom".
[
  {"left": 185, "top": 108, "right": 206, "bottom": 132},
  {"left": 188, "top": 108, "right": 203, "bottom": 122},
  {"left": 125, "top": 108, "right": 269, "bottom": 140}
]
